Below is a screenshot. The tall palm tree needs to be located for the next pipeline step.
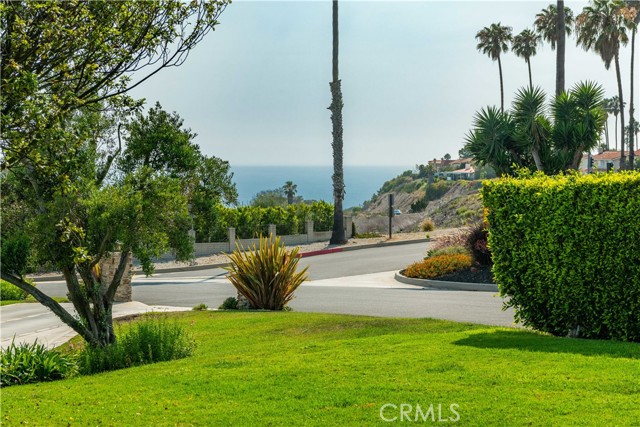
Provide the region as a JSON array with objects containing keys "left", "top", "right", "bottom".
[
  {"left": 602, "top": 100, "right": 612, "bottom": 149},
  {"left": 534, "top": 3, "right": 575, "bottom": 95},
  {"left": 512, "top": 29, "right": 541, "bottom": 88},
  {"left": 329, "top": 0, "right": 345, "bottom": 244},
  {"left": 476, "top": 23, "right": 513, "bottom": 111},
  {"left": 282, "top": 181, "right": 297, "bottom": 205},
  {"left": 576, "top": 0, "right": 629, "bottom": 168},
  {"left": 622, "top": 2, "right": 639, "bottom": 169},
  {"left": 608, "top": 95, "right": 623, "bottom": 149}
]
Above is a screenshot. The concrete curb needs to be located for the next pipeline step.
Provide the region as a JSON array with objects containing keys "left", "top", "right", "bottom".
[
  {"left": 394, "top": 271, "right": 499, "bottom": 292},
  {"left": 31, "top": 238, "right": 432, "bottom": 282}
]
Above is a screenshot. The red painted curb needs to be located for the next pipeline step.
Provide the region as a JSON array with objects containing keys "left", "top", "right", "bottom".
[{"left": 299, "top": 247, "right": 344, "bottom": 258}]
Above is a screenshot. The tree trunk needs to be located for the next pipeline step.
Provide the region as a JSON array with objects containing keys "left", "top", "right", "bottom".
[
  {"left": 605, "top": 119, "right": 609, "bottom": 150},
  {"left": 527, "top": 58, "right": 533, "bottom": 90},
  {"left": 615, "top": 115, "right": 619, "bottom": 150},
  {"left": 498, "top": 55, "right": 504, "bottom": 112},
  {"left": 329, "top": 0, "right": 345, "bottom": 245},
  {"left": 629, "top": 28, "right": 636, "bottom": 170},
  {"left": 556, "top": 0, "right": 565, "bottom": 96},
  {"left": 1, "top": 252, "right": 131, "bottom": 348},
  {"left": 615, "top": 53, "right": 626, "bottom": 169}
]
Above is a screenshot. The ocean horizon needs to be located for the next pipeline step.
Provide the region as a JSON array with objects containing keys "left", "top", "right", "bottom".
[{"left": 230, "top": 165, "right": 411, "bottom": 209}]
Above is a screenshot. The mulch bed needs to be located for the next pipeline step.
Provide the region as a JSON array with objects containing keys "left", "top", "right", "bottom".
[{"left": 433, "top": 264, "right": 494, "bottom": 284}]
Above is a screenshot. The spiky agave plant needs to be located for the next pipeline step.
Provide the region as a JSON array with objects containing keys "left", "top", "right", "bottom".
[{"left": 225, "top": 236, "right": 308, "bottom": 310}]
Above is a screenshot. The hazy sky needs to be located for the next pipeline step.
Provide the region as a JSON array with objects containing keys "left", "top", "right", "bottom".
[{"left": 130, "top": 1, "right": 637, "bottom": 167}]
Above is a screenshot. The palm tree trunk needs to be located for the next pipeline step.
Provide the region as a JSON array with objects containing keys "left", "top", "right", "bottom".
[
  {"left": 556, "top": 0, "right": 566, "bottom": 96},
  {"left": 329, "top": 0, "right": 345, "bottom": 244},
  {"left": 629, "top": 28, "right": 636, "bottom": 170},
  {"left": 498, "top": 55, "right": 504, "bottom": 111},
  {"left": 615, "top": 53, "right": 626, "bottom": 170},
  {"left": 605, "top": 119, "right": 609, "bottom": 150},
  {"left": 527, "top": 58, "right": 533, "bottom": 89},
  {"left": 615, "top": 115, "right": 618, "bottom": 150}
]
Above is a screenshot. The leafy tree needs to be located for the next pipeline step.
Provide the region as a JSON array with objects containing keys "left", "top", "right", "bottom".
[
  {"left": 282, "top": 181, "right": 298, "bottom": 205},
  {"left": 534, "top": 3, "right": 575, "bottom": 94},
  {"left": 251, "top": 189, "right": 288, "bottom": 208},
  {"left": 476, "top": 23, "right": 513, "bottom": 111},
  {"left": 329, "top": 0, "right": 346, "bottom": 244},
  {"left": 443, "top": 153, "right": 452, "bottom": 161},
  {"left": 464, "top": 82, "right": 606, "bottom": 176},
  {"left": 576, "top": 0, "right": 630, "bottom": 168},
  {"left": 120, "top": 103, "right": 237, "bottom": 243},
  {"left": 512, "top": 29, "right": 541, "bottom": 88},
  {"left": 0, "top": 1, "right": 229, "bottom": 348}
]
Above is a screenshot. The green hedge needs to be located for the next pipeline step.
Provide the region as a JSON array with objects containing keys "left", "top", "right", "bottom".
[
  {"left": 482, "top": 172, "right": 640, "bottom": 341},
  {"left": 195, "top": 201, "right": 334, "bottom": 242}
]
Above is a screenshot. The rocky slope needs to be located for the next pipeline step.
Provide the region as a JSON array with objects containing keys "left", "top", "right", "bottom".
[{"left": 353, "top": 178, "right": 483, "bottom": 235}]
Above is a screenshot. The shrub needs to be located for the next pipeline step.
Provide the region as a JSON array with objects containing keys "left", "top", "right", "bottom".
[
  {"left": 404, "top": 253, "right": 473, "bottom": 279},
  {"left": 420, "top": 218, "right": 435, "bottom": 232},
  {"left": 78, "top": 318, "right": 195, "bottom": 375},
  {"left": 1, "top": 279, "right": 29, "bottom": 301},
  {"left": 466, "top": 223, "right": 492, "bottom": 266},
  {"left": 354, "top": 232, "right": 382, "bottom": 238},
  {"left": 483, "top": 172, "right": 640, "bottom": 341},
  {"left": 428, "top": 231, "right": 468, "bottom": 255},
  {"left": 1, "top": 341, "right": 77, "bottom": 387},
  {"left": 219, "top": 297, "right": 238, "bottom": 310},
  {"left": 426, "top": 245, "right": 469, "bottom": 259},
  {"left": 225, "top": 235, "right": 308, "bottom": 310},
  {"left": 192, "top": 303, "right": 208, "bottom": 311}
]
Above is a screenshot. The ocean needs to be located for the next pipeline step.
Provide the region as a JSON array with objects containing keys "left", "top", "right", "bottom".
[{"left": 230, "top": 165, "right": 410, "bottom": 208}]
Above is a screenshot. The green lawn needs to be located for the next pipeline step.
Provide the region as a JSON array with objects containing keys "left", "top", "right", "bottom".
[{"left": 3, "top": 312, "right": 639, "bottom": 426}]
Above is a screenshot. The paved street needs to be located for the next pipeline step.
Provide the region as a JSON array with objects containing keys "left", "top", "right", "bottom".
[{"left": 2, "top": 243, "right": 517, "bottom": 349}]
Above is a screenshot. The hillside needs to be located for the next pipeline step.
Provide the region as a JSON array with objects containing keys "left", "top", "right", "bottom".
[{"left": 352, "top": 174, "right": 483, "bottom": 234}]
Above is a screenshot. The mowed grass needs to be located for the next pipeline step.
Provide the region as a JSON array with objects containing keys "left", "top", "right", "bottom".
[{"left": 3, "top": 312, "right": 639, "bottom": 426}]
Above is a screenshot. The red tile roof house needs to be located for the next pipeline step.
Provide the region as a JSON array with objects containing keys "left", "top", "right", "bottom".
[{"left": 579, "top": 150, "right": 640, "bottom": 172}]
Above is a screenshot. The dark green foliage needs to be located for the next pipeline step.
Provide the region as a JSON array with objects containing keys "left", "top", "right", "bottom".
[
  {"left": 192, "top": 303, "right": 208, "bottom": 311},
  {"left": 411, "top": 181, "right": 454, "bottom": 212},
  {"left": 78, "top": 318, "right": 195, "bottom": 375},
  {"left": 466, "top": 223, "right": 492, "bottom": 266},
  {"left": 196, "top": 201, "right": 333, "bottom": 241},
  {"left": 483, "top": 172, "right": 640, "bottom": 341},
  {"left": 465, "top": 82, "right": 607, "bottom": 176},
  {"left": 0, "top": 279, "right": 29, "bottom": 301},
  {"left": 219, "top": 297, "right": 238, "bottom": 310},
  {"left": 1, "top": 341, "right": 77, "bottom": 387},
  {"left": 0, "top": 235, "right": 30, "bottom": 278}
]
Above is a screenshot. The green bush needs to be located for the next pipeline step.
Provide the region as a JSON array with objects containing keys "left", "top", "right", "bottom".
[
  {"left": 1, "top": 341, "right": 77, "bottom": 387},
  {"left": 483, "top": 172, "right": 640, "bottom": 341},
  {"left": 78, "top": 318, "right": 195, "bottom": 375},
  {"left": 219, "top": 297, "right": 238, "bottom": 310},
  {"left": 225, "top": 235, "right": 308, "bottom": 310},
  {"left": 426, "top": 245, "right": 469, "bottom": 259},
  {"left": 1, "top": 279, "right": 28, "bottom": 301}
]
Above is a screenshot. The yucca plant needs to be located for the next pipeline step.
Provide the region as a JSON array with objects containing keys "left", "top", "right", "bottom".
[{"left": 225, "top": 235, "right": 308, "bottom": 310}]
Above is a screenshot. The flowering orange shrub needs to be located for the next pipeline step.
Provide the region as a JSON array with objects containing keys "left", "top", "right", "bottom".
[{"left": 403, "top": 253, "right": 472, "bottom": 279}]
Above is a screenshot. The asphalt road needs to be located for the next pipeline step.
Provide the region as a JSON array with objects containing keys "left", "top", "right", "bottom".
[{"left": 29, "top": 243, "right": 515, "bottom": 327}]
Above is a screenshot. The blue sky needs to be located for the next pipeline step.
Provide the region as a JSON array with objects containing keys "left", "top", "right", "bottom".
[{"left": 130, "top": 1, "right": 636, "bottom": 167}]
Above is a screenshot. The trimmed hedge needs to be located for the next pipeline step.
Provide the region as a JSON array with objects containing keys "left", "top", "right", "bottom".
[
  {"left": 482, "top": 172, "right": 640, "bottom": 341},
  {"left": 194, "top": 201, "right": 333, "bottom": 242}
]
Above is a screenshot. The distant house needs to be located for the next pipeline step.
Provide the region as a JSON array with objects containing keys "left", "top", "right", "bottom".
[
  {"left": 579, "top": 150, "right": 640, "bottom": 172},
  {"left": 429, "top": 157, "right": 476, "bottom": 180}
]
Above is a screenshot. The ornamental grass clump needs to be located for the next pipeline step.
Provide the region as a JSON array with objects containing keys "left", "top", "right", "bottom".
[
  {"left": 1, "top": 341, "right": 77, "bottom": 387},
  {"left": 404, "top": 253, "right": 473, "bottom": 280},
  {"left": 225, "top": 235, "right": 308, "bottom": 310}
]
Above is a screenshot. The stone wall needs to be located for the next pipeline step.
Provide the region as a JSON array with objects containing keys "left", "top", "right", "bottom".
[{"left": 100, "top": 252, "right": 133, "bottom": 303}]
